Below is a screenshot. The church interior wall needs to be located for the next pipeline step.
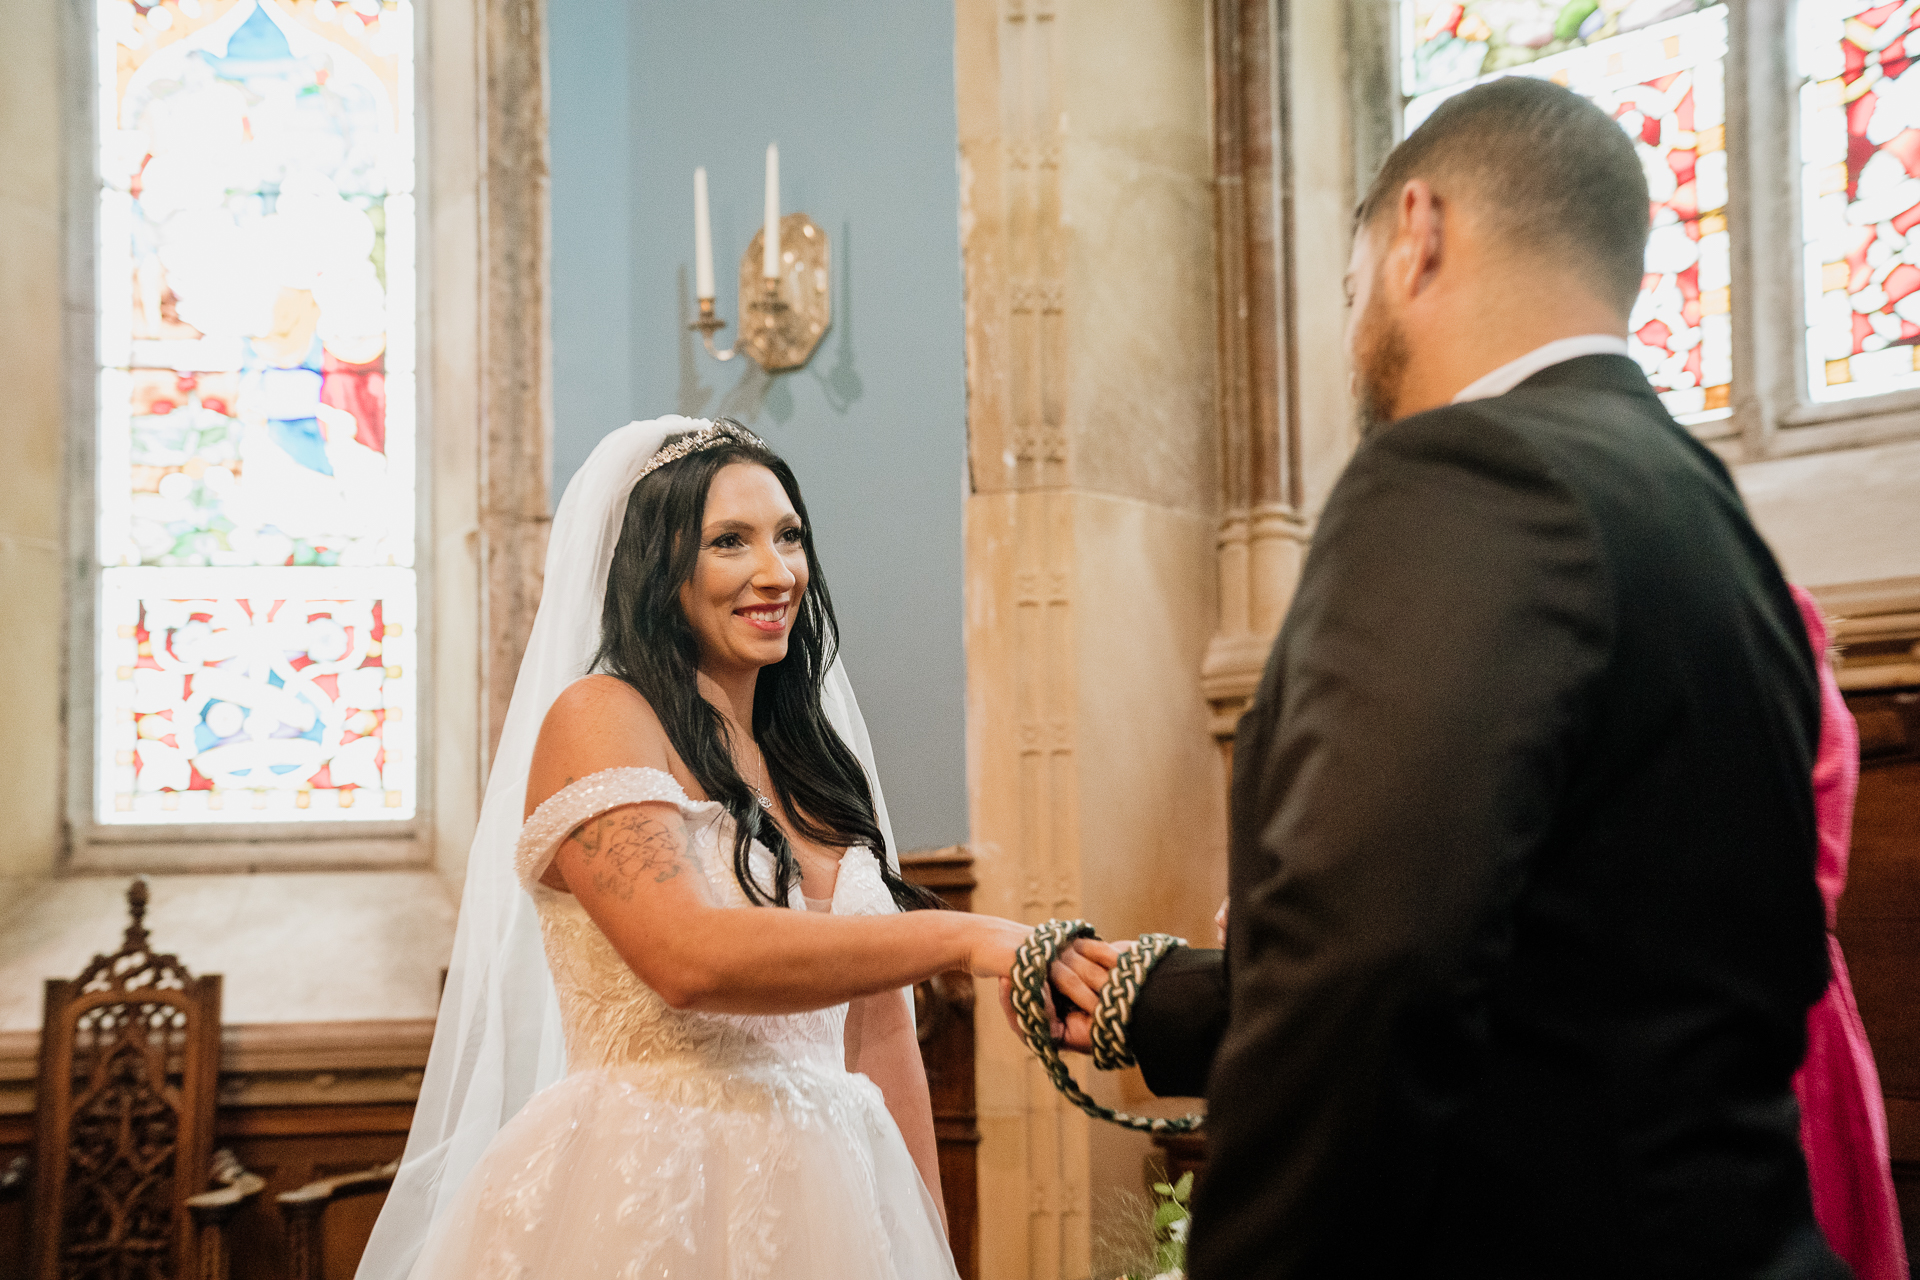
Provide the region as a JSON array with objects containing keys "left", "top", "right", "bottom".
[
  {"left": 1070, "top": 490, "right": 1225, "bottom": 1242},
  {"left": 423, "top": 0, "right": 485, "bottom": 897},
  {"left": 1056, "top": 1, "right": 1226, "bottom": 1241},
  {"left": 547, "top": 0, "right": 971, "bottom": 852},
  {"left": 0, "top": 0, "right": 67, "bottom": 900},
  {"left": 1736, "top": 442, "right": 1920, "bottom": 591},
  {"left": 954, "top": 0, "right": 1229, "bottom": 1271},
  {"left": 4, "top": 0, "right": 1916, "bottom": 1272},
  {"left": 1291, "top": 0, "right": 1364, "bottom": 522}
]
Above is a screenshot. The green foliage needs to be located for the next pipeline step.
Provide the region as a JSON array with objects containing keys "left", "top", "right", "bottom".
[
  {"left": 1140, "top": 1172, "right": 1192, "bottom": 1279},
  {"left": 1089, "top": 1172, "right": 1194, "bottom": 1280}
]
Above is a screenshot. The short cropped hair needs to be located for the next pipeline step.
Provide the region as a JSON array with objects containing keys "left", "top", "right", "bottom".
[{"left": 1357, "top": 77, "right": 1651, "bottom": 316}]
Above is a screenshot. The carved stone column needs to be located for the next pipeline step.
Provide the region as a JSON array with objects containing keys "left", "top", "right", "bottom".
[
  {"left": 957, "top": 1, "right": 1222, "bottom": 1275},
  {"left": 478, "top": 0, "right": 554, "bottom": 765},
  {"left": 1202, "top": 0, "right": 1311, "bottom": 744},
  {"left": 424, "top": 0, "right": 552, "bottom": 888},
  {"left": 958, "top": 8, "right": 1089, "bottom": 1274}
]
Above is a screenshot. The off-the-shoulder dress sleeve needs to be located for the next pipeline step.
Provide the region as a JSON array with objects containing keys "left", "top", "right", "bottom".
[{"left": 513, "top": 766, "right": 723, "bottom": 889}]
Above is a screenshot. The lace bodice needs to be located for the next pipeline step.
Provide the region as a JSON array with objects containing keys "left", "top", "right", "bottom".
[{"left": 513, "top": 767, "right": 898, "bottom": 1082}]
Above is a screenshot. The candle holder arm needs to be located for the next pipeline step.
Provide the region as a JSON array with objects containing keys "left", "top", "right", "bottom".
[{"left": 690, "top": 297, "right": 738, "bottom": 361}]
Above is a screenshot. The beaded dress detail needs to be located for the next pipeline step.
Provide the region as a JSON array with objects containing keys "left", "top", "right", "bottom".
[{"left": 407, "top": 767, "right": 958, "bottom": 1280}]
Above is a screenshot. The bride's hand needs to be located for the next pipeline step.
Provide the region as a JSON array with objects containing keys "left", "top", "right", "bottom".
[
  {"left": 966, "top": 919, "right": 1128, "bottom": 1050},
  {"left": 958, "top": 914, "right": 1034, "bottom": 979},
  {"left": 961, "top": 919, "right": 1121, "bottom": 1014},
  {"left": 993, "top": 940, "right": 1127, "bottom": 1054}
]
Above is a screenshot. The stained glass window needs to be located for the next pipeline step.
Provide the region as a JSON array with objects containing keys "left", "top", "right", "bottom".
[
  {"left": 1402, "top": 4, "right": 1733, "bottom": 424},
  {"left": 1799, "top": 1, "right": 1920, "bottom": 401},
  {"left": 1404, "top": 2, "right": 1717, "bottom": 95},
  {"left": 103, "top": 570, "right": 415, "bottom": 819},
  {"left": 95, "top": 0, "right": 415, "bottom": 824}
]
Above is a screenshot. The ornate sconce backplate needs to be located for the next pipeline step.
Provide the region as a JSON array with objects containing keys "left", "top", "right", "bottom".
[{"left": 738, "top": 213, "right": 831, "bottom": 371}]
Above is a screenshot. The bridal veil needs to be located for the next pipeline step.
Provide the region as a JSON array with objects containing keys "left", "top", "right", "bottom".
[{"left": 356, "top": 417, "right": 901, "bottom": 1280}]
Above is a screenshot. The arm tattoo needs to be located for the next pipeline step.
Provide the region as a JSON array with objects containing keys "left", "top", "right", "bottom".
[{"left": 565, "top": 807, "right": 687, "bottom": 902}]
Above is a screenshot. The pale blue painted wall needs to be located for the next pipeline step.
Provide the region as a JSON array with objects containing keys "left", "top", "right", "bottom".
[{"left": 548, "top": 0, "right": 969, "bottom": 850}]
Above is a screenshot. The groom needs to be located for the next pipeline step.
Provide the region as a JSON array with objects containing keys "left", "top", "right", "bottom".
[{"left": 1080, "top": 79, "right": 1845, "bottom": 1278}]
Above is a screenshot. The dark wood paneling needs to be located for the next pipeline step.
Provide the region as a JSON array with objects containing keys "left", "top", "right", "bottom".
[
  {"left": 902, "top": 847, "right": 979, "bottom": 1280},
  {"left": 1, "top": 1114, "right": 29, "bottom": 1280},
  {"left": 0, "top": 1104, "right": 406, "bottom": 1280},
  {"left": 210, "top": 1104, "right": 411, "bottom": 1280},
  {"left": 1840, "top": 687, "right": 1920, "bottom": 1261}
]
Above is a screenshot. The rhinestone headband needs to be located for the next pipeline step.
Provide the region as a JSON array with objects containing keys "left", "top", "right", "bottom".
[{"left": 633, "top": 418, "right": 770, "bottom": 484}]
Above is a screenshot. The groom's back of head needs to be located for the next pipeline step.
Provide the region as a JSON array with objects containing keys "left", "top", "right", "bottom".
[{"left": 1359, "top": 77, "right": 1652, "bottom": 317}]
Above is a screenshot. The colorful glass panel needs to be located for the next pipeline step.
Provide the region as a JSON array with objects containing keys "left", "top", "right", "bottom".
[
  {"left": 95, "top": 0, "right": 415, "bottom": 825},
  {"left": 99, "top": 570, "right": 416, "bottom": 821},
  {"left": 1404, "top": 6, "right": 1732, "bottom": 424},
  {"left": 1799, "top": 1, "right": 1920, "bottom": 400},
  {"left": 1403, "top": 1, "right": 1716, "bottom": 97}
]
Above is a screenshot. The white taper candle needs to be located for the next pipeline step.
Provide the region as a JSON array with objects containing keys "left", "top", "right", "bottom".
[
  {"left": 763, "top": 143, "right": 781, "bottom": 280},
  {"left": 693, "top": 167, "right": 714, "bottom": 301}
]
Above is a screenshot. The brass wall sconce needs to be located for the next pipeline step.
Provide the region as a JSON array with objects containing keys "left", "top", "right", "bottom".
[{"left": 690, "top": 147, "right": 831, "bottom": 372}]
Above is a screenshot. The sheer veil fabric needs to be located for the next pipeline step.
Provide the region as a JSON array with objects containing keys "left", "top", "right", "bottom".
[{"left": 356, "top": 418, "right": 902, "bottom": 1280}]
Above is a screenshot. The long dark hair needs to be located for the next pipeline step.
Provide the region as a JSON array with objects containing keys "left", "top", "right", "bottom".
[{"left": 593, "top": 423, "right": 940, "bottom": 913}]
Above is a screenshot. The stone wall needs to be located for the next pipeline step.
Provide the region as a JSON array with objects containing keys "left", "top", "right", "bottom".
[
  {"left": 0, "top": 0, "right": 67, "bottom": 899},
  {"left": 546, "top": 0, "right": 972, "bottom": 851},
  {"left": 955, "top": 0, "right": 1228, "bottom": 1272},
  {"left": 953, "top": 4, "right": 1365, "bottom": 1272}
]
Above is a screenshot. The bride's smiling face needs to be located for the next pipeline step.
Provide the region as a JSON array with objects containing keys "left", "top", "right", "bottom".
[{"left": 680, "top": 461, "right": 809, "bottom": 677}]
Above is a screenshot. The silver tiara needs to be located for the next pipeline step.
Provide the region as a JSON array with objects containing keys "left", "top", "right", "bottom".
[{"left": 633, "top": 418, "right": 770, "bottom": 484}]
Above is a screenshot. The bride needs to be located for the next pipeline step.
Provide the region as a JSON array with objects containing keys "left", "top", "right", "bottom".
[{"left": 357, "top": 417, "right": 1109, "bottom": 1279}]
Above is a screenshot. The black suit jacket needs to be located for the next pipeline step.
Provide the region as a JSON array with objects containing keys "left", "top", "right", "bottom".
[{"left": 1129, "top": 356, "right": 1842, "bottom": 1278}]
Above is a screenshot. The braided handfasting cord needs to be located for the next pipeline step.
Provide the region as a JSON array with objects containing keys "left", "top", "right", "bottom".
[
  {"left": 1008, "top": 919, "right": 1205, "bottom": 1135},
  {"left": 1088, "top": 930, "right": 1186, "bottom": 1070}
]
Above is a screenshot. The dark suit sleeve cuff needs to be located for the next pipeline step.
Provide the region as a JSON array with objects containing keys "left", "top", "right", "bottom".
[{"left": 1127, "top": 946, "right": 1228, "bottom": 1099}]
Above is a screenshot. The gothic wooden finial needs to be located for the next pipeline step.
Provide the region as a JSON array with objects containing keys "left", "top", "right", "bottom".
[
  {"left": 123, "top": 877, "right": 151, "bottom": 956},
  {"left": 74, "top": 876, "right": 187, "bottom": 996}
]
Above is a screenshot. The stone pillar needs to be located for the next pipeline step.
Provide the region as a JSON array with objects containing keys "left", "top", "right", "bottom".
[
  {"left": 956, "top": 1, "right": 1225, "bottom": 1275},
  {"left": 478, "top": 0, "right": 555, "bottom": 769},
  {"left": 0, "top": 0, "right": 66, "bottom": 894},
  {"left": 1201, "top": 0, "right": 1358, "bottom": 745},
  {"left": 1202, "top": 0, "right": 1308, "bottom": 742},
  {"left": 426, "top": 0, "right": 553, "bottom": 892}
]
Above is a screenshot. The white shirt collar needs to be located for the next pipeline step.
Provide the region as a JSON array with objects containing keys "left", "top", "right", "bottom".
[{"left": 1449, "top": 334, "right": 1630, "bottom": 405}]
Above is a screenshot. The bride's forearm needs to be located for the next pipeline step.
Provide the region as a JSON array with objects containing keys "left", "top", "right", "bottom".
[
  {"left": 631, "top": 906, "right": 977, "bottom": 1015},
  {"left": 550, "top": 800, "right": 1028, "bottom": 1014}
]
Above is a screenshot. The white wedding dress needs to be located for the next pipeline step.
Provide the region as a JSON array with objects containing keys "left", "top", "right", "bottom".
[{"left": 407, "top": 765, "right": 960, "bottom": 1280}]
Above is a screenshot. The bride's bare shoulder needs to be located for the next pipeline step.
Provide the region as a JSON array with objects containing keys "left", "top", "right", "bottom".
[
  {"left": 527, "top": 675, "right": 677, "bottom": 814},
  {"left": 545, "top": 673, "right": 662, "bottom": 728}
]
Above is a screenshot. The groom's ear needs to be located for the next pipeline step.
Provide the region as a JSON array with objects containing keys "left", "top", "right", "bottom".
[{"left": 1383, "top": 179, "right": 1446, "bottom": 305}]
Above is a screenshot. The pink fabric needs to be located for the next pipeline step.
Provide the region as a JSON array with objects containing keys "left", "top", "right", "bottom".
[{"left": 1789, "top": 584, "right": 1908, "bottom": 1280}]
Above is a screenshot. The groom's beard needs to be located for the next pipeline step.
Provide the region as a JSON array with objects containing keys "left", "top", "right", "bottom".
[{"left": 1354, "top": 293, "right": 1408, "bottom": 438}]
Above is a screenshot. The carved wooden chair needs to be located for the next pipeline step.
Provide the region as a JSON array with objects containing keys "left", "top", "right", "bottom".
[{"left": 2, "top": 879, "right": 261, "bottom": 1279}]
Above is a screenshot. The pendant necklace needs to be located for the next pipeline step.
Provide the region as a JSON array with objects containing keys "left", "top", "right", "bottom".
[{"left": 747, "top": 751, "right": 774, "bottom": 811}]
